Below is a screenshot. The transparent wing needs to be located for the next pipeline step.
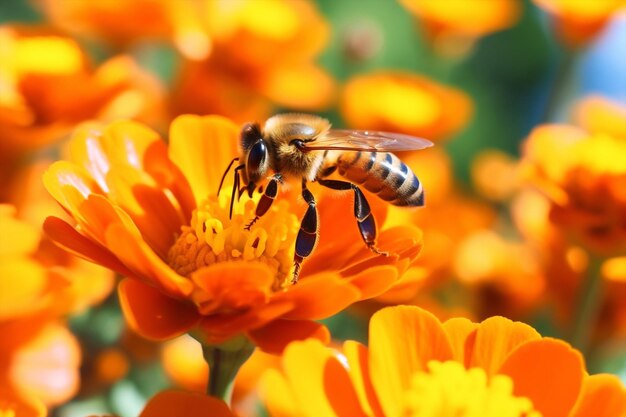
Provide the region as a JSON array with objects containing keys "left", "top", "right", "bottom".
[{"left": 302, "top": 129, "right": 434, "bottom": 152}]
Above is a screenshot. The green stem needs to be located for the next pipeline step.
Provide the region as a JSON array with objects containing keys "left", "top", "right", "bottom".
[
  {"left": 570, "top": 257, "right": 604, "bottom": 354},
  {"left": 201, "top": 338, "right": 255, "bottom": 403}
]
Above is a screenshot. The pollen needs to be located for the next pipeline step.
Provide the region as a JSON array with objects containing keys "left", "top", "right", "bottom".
[
  {"left": 403, "top": 361, "right": 542, "bottom": 417},
  {"left": 167, "top": 192, "right": 300, "bottom": 289}
]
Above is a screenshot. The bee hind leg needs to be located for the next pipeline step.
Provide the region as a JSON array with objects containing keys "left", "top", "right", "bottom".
[
  {"left": 317, "top": 179, "right": 388, "bottom": 256},
  {"left": 292, "top": 181, "right": 319, "bottom": 283}
]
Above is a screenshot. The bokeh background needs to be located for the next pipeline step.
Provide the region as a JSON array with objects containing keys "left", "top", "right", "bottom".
[{"left": 2, "top": 0, "right": 626, "bottom": 416}]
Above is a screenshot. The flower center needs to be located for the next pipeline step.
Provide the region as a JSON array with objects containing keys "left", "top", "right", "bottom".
[
  {"left": 403, "top": 361, "right": 541, "bottom": 417},
  {"left": 167, "top": 192, "right": 300, "bottom": 289}
]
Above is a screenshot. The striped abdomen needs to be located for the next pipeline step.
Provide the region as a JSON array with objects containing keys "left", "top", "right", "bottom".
[{"left": 335, "top": 151, "right": 424, "bottom": 206}]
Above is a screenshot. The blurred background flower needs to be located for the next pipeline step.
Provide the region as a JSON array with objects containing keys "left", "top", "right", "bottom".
[{"left": 1, "top": 0, "right": 626, "bottom": 415}]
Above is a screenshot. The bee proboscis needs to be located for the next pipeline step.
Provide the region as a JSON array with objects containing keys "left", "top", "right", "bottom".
[{"left": 218, "top": 113, "right": 433, "bottom": 282}]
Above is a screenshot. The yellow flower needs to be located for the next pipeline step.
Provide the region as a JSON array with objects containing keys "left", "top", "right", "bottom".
[
  {"left": 261, "top": 306, "right": 625, "bottom": 417},
  {"left": 533, "top": 0, "right": 626, "bottom": 46},
  {"left": 340, "top": 71, "right": 472, "bottom": 142},
  {"left": 399, "top": 0, "right": 522, "bottom": 56},
  {"left": 43, "top": 115, "right": 423, "bottom": 353}
]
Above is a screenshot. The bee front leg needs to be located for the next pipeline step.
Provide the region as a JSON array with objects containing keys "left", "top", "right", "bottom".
[
  {"left": 293, "top": 180, "right": 319, "bottom": 283},
  {"left": 245, "top": 173, "right": 282, "bottom": 230},
  {"left": 317, "top": 179, "right": 387, "bottom": 256}
]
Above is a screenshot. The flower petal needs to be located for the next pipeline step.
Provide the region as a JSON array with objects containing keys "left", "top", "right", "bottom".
[
  {"left": 570, "top": 374, "right": 626, "bottom": 417},
  {"left": 103, "top": 164, "right": 185, "bottom": 258},
  {"left": 369, "top": 306, "right": 454, "bottom": 417},
  {"left": 68, "top": 120, "right": 162, "bottom": 191},
  {"left": 169, "top": 115, "right": 240, "bottom": 204},
  {"left": 139, "top": 390, "right": 235, "bottom": 417},
  {"left": 118, "top": 279, "right": 200, "bottom": 341},
  {"left": 343, "top": 265, "right": 398, "bottom": 299},
  {"left": 260, "top": 369, "right": 299, "bottom": 417},
  {"left": 442, "top": 317, "right": 479, "bottom": 365},
  {"left": 343, "top": 340, "right": 385, "bottom": 417},
  {"left": 43, "top": 216, "right": 134, "bottom": 277},
  {"left": 468, "top": 316, "right": 541, "bottom": 376},
  {"left": 276, "top": 273, "right": 361, "bottom": 320},
  {"left": 105, "top": 223, "right": 193, "bottom": 298},
  {"left": 197, "top": 301, "right": 294, "bottom": 345},
  {"left": 280, "top": 339, "right": 367, "bottom": 417},
  {"left": 248, "top": 319, "right": 330, "bottom": 354},
  {"left": 189, "top": 262, "right": 274, "bottom": 316},
  {"left": 498, "top": 338, "right": 584, "bottom": 417}
]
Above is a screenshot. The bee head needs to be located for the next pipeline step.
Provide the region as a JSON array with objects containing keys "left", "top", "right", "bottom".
[{"left": 240, "top": 122, "right": 269, "bottom": 185}]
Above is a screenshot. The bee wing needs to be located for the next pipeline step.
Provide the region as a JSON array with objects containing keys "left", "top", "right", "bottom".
[{"left": 302, "top": 129, "right": 434, "bottom": 152}]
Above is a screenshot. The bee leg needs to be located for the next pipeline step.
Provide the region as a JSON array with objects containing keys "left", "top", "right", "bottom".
[
  {"left": 245, "top": 173, "right": 282, "bottom": 230},
  {"left": 293, "top": 181, "right": 318, "bottom": 283},
  {"left": 317, "top": 179, "right": 388, "bottom": 256}
]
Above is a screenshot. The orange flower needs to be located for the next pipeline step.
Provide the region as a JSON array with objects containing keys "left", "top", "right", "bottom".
[
  {"left": 532, "top": 0, "right": 626, "bottom": 46},
  {"left": 471, "top": 149, "right": 521, "bottom": 202},
  {"left": 398, "top": 0, "right": 521, "bottom": 56},
  {"left": 376, "top": 148, "right": 495, "bottom": 305},
  {"left": 171, "top": 0, "right": 335, "bottom": 123},
  {"left": 0, "top": 25, "right": 165, "bottom": 183},
  {"left": 261, "top": 305, "right": 626, "bottom": 417},
  {"left": 0, "top": 206, "right": 91, "bottom": 416},
  {"left": 453, "top": 230, "right": 546, "bottom": 320},
  {"left": 43, "top": 115, "right": 423, "bottom": 353},
  {"left": 340, "top": 71, "right": 472, "bottom": 142},
  {"left": 521, "top": 124, "right": 626, "bottom": 255}
]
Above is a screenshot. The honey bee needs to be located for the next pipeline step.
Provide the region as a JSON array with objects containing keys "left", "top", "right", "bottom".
[{"left": 218, "top": 113, "right": 433, "bottom": 282}]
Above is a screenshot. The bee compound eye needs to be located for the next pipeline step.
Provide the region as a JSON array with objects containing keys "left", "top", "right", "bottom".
[{"left": 247, "top": 140, "right": 267, "bottom": 174}]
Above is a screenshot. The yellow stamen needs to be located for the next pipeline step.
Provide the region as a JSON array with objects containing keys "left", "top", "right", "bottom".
[
  {"left": 403, "top": 361, "right": 542, "bottom": 417},
  {"left": 167, "top": 192, "right": 300, "bottom": 289}
]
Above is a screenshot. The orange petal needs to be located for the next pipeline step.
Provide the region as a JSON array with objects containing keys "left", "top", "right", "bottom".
[
  {"left": 43, "top": 216, "right": 134, "bottom": 277},
  {"left": 468, "top": 316, "right": 541, "bottom": 376},
  {"left": 368, "top": 306, "right": 453, "bottom": 417},
  {"left": 442, "top": 317, "right": 479, "bottom": 365},
  {"left": 118, "top": 279, "right": 200, "bottom": 340},
  {"left": 197, "top": 300, "right": 294, "bottom": 345},
  {"left": 104, "top": 223, "right": 193, "bottom": 298},
  {"left": 280, "top": 339, "right": 367, "bottom": 417},
  {"left": 103, "top": 164, "right": 185, "bottom": 258},
  {"left": 248, "top": 319, "right": 330, "bottom": 355},
  {"left": 343, "top": 340, "right": 385, "bottom": 417},
  {"left": 169, "top": 115, "right": 240, "bottom": 204},
  {"left": 42, "top": 161, "right": 101, "bottom": 220},
  {"left": 570, "top": 374, "right": 626, "bottom": 417},
  {"left": 189, "top": 262, "right": 274, "bottom": 315},
  {"left": 68, "top": 120, "right": 162, "bottom": 191},
  {"left": 139, "top": 390, "right": 236, "bottom": 417},
  {"left": 259, "top": 64, "right": 336, "bottom": 110},
  {"left": 343, "top": 265, "right": 398, "bottom": 299},
  {"left": 498, "top": 338, "right": 584, "bottom": 417},
  {"left": 275, "top": 273, "right": 361, "bottom": 320}
]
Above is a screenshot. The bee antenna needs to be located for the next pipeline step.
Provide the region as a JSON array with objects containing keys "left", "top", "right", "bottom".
[
  {"left": 218, "top": 157, "right": 239, "bottom": 196},
  {"left": 229, "top": 165, "right": 244, "bottom": 219}
]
